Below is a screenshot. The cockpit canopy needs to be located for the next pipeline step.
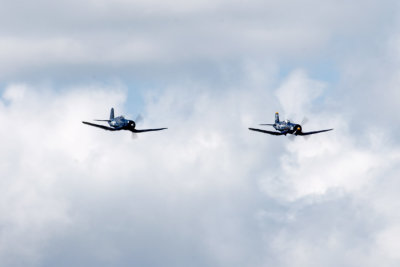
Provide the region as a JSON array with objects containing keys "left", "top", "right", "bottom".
[{"left": 284, "top": 119, "right": 290, "bottom": 123}]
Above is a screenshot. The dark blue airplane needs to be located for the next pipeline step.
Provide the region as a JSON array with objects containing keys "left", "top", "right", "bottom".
[
  {"left": 249, "top": 112, "right": 333, "bottom": 136},
  {"left": 82, "top": 108, "right": 167, "bottom": 134}
]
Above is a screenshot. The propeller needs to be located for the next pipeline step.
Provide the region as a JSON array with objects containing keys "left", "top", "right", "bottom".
[
  {"left": 300, "top": 117, "right": 310, "bottom": 140},
  {"left": 135, "top": 114, "right": 143, "bottom": 124},
  {"left": 301, "top": 116, "right": 308, "bottom": 126},
  {"left": 130, "top": 114, "right": 142, "bottom": 140},
  {"left": 285, "top": 116, "right": 309, "bottom": 140}
]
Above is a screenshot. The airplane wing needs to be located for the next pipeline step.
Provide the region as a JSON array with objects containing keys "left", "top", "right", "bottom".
[
  {"left": 132, "top": 128, "right": 168, "bottom": 133},
  {"left": 259, "top": 124, "right": 275, "bottom": 126},
  {"left": 298, "top": 129, "right": 333, "bottom": 136},
  {"left": 249, "top": 128, "right": 284, "bottom": 135},
  {"left": 82, "top": 121, "right": 119, "bottom": 131}
]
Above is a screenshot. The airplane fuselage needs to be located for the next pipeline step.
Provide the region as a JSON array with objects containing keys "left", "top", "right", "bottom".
[
  {"left": 108, "top": 116, "right": 135, "bottom": 130},
  {"left": 273, "top": 120, "right": 302, "bottom": 135},
  {"left": 109, "top": 116, "right": 127, "bottom": 127}
]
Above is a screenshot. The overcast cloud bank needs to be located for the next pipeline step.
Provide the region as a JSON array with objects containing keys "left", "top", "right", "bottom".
[{"left": 1, "top": 0, "right": 400, "bottom": 266}]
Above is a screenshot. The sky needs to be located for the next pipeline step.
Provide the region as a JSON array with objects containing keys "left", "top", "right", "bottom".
[{"left": 1, "top": 0, "right": 400, "bottom": 266}]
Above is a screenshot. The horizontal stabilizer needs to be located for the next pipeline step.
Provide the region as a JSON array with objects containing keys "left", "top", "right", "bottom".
[{"left": 82, "top": 121, "right": 118, "bottom": 131}]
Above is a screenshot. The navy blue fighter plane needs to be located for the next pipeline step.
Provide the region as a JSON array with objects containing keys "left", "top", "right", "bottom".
[
  {"left": 249, "top": 112, "right": 332, "bottom": 136},
  {"left": 82, "top": 108, "right": 167, "bottom": 134}
]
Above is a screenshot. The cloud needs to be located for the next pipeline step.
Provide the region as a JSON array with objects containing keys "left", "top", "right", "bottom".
[
  {"left": 275, "top": 69, "right": 326, "bottom": 116},
  {"left": 1, "top": 0, "right": 400, "bottom": 266},
  {"left": 0, "top": 67, "right": 399, "bottom": 266},
  {"left": 0, "top": 84, "right": 127, "bottom": 265},
  {"left": 0, "top": 0, "right": 396, "bottom": 82}
]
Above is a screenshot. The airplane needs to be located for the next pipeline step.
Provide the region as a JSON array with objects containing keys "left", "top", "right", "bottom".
[
  {"left": 82, "top": 108, "right": 167, "bottom": 134},
  {"left": 249, "top": 112, "right": 333, "bottom": 136}
]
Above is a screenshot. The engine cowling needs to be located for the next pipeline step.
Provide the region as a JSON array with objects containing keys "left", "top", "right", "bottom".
[
  {"left": 128, "top": 120, "right": 136, "bottom": 130},
  {"left": 294, "top": 124, "right": 302, "bottom": 135}
]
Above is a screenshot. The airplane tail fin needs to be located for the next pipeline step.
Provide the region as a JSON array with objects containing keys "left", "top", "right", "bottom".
[
  {"left": 110, "top": 108, "right": 115, "bottom": 120},
  {"left": 275, "top": 112, "right": 280, "bottom": 123}
]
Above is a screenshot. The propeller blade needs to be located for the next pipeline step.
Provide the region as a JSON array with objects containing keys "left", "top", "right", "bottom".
[
  {"left": 135, "top": 114, "right": 143, "bottom": 124},
  {"left": 301, "top": 117, "right": 308, "bottom": 125}
]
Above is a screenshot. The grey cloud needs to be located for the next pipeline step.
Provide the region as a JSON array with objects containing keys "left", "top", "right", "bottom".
[{"left": 0, "top": 0, "right": 397, "bottom": 83}]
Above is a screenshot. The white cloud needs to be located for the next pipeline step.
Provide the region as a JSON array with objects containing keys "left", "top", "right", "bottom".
[
  {"left": 0, "top": 71, "right": 399, "bottom": 266},
  {"left": 1, "top": 0, "right": 400, "bottom": 266},
  {"left": 275, "top": 69, "right": 326, "bottom": 116}
]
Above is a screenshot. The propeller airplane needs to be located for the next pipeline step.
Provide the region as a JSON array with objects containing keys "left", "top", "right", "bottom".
[
  {"left": 82, "top": 108, "right": 167, "bottom": 135},
  {"left": 249, "top": 112, "right": 333, "bottom": 136}
]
